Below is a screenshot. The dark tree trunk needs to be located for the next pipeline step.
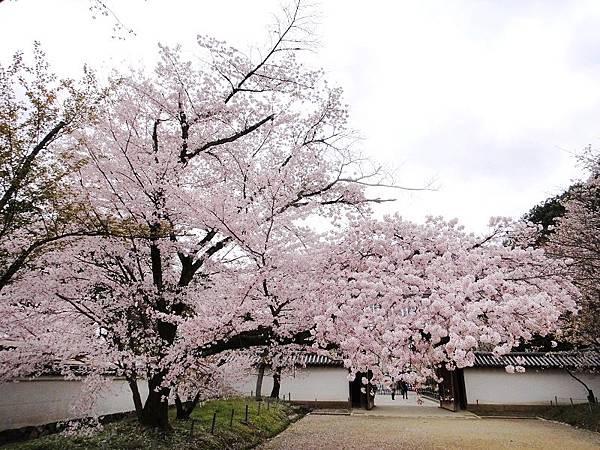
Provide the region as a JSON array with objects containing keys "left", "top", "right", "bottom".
[
  {"left": 140, "top": 233, "right": 177, "bottom": 430},
  {"left": 588, "top": 389, "right": 596, "bottom": 404},
  {"left": 126, "top": 376, "right": 144, "bottom": 420},
  {"left": 139, "top": 373, "right": 171, "bottom": 430},
  {"left": 565, "top": 368, "right": 597, "bottom": 404},
  {"left": 255, "top": 363, "right": 266, "bottom": 400},
  {"left": 175, "top": 392, "right": 201, "bottom": 420},
  {"left": 175, "top": 394, "right": 184, "bottom": 419},
  {"left": 270, "top": 368, "right": 281, "bottom": 398}
]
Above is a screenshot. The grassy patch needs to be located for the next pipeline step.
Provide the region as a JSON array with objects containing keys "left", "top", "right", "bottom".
[
  {"left": 474, "top": 403, "right": 600, "bottom": 433},
  {"left": 3, "top": 397, "right": 302, "bottom": 449},
  {"left": 537, "top": 403, "right": 600, "bottom": 433}
]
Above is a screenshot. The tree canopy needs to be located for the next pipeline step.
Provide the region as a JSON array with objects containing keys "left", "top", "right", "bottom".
[
  {"left": 0, "top": 2, "right": 585, "bottom": 431},
  {"left": 0, "top": 42, "right": 102, "bottom": 293},
  {"left": 523, "top": 150, "right": 600, "bottom": 348}
]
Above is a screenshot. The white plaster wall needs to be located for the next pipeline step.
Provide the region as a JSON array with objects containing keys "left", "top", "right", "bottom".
[
  {"left": 233, "top": 367, "right": 349, "bottom": 402},
  {"left": 464, "top": 368, "right": 600, "bottom": 405},
  {"left": 0, "top": 377, "right": 148, "bottom": 431}
]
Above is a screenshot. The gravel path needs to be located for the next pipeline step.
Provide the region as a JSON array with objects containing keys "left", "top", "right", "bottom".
[{"left": 260, "top": 414, "right": 600, "bottom": 449}]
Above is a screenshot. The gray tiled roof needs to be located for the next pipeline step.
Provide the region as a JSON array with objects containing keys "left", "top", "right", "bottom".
[
  {"left": 473, "top": 351, "right": 600, "bottom": 369},
  {"left": 296, "top": 351, "right": 600, "bottom": 369},
  {"left": 301, "top": 354, "right": 344, "bottom": 367}
]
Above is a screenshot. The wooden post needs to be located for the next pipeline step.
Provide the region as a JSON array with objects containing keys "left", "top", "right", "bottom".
[
  {"left": 550, "top": 400, "right": 553, "bottom": 406},
  {"left": 251, "top": 390, "right": 253, "bottom": 398},
  {"left": 555, "top": 396, "right": 558, "bottom": 406},
  {"left": 288, "top": 392, "right": 291, "bottom": 402},
  {"left": 211, "top": 411, "right": 217, "bottom": 434},
  {"left": 230, "top": 408, "right": 234, "bottom": 427},
  {"left": 245, "top": 404, "right": 249, "bottom": 423}
]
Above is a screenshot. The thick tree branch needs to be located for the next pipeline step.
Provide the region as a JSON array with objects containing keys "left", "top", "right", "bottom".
[
  {"left": 181, "top": 114, "right": 274, "bottom": 162},
  {"left": 0, "top": 120, "right": 65, "bottom": 213},
  {"left": 196, "top": 326, "right": 316, "bottom": 358}
]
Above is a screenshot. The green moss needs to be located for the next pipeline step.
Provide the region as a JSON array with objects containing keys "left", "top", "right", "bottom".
[{"left": 4, "top": 397, "right": 301, "bottom": 450}]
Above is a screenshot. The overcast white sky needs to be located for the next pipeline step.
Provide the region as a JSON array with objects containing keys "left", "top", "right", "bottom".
[{"left": 2, "top": 0, "right": 599, "bottom": 233}]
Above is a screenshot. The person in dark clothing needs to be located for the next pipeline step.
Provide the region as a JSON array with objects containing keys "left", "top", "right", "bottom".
[{"left": 400, "top": 381, "right": 408, "bottom": 399}]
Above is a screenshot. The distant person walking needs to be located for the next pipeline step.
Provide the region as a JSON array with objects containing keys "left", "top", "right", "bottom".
[{"left": 400, "top": 381, "right": 408, "bottom": 399}]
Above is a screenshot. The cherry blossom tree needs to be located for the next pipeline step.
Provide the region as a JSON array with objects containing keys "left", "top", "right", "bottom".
[
  {"left": 311, "top": 215, "right": 579, "bottom": 387},
  {"left": 545, "top": 150, "right": 600, "bottom": 347},
  {"left": 0, "top": 1, "right": 581, "bottom": 433},
  {"left": 514, "top": 149, "right": 600, "bottom": 405},
  {"left": 1, "top": 2, "right": 394, "bottom": 430},
  {"left": 522, "top": 148, "right": 600, "bottom": 348}
]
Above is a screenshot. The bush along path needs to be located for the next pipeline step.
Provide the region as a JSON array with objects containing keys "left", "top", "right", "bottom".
[{"left": 4, "top": 397, "right": 306, "bottom": 450}]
